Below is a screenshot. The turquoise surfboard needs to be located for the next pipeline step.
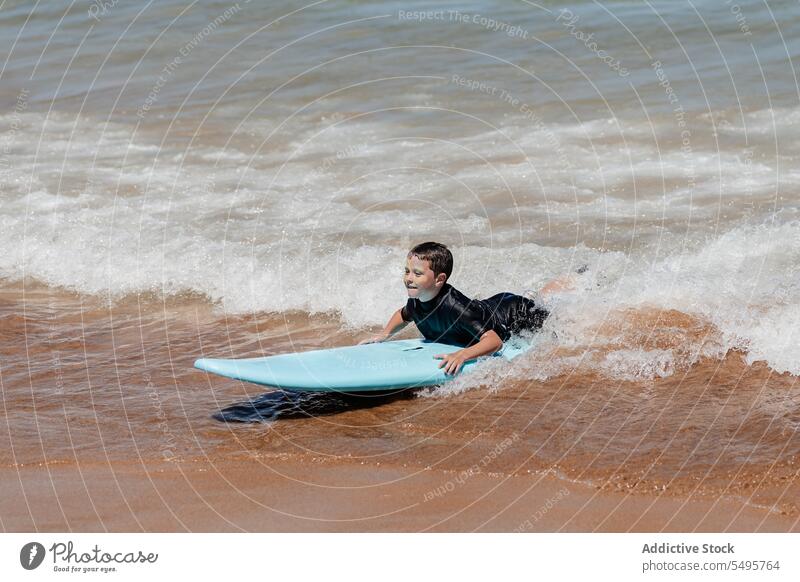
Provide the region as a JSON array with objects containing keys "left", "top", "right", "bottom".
[{"left": 194, "top": 338, "right": 531, "bottom": 392}]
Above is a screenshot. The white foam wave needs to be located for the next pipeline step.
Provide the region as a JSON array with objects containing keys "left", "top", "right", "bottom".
[{"left": 2, "top": 107, "right": 799, "bottom": 379}]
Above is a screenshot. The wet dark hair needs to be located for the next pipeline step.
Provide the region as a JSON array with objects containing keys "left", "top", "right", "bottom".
[{"left": 408, "top": 241, "right": 453, "bottom": 280}]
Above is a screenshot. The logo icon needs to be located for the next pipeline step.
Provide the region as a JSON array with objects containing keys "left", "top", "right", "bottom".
[{"left": 20, "top": 542, "right": 46, "bottom": 570}]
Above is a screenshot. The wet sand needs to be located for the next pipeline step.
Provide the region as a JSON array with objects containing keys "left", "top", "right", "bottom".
[{"left": 2, "top": 457, "right": 797, "bottom": 532}]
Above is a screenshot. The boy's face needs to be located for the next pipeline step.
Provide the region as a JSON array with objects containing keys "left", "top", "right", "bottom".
[{"left": 404, "top": 254, "right": 446, "bottom": 302}]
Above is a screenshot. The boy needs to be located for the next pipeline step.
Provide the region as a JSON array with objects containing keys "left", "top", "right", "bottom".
[{"left": 361, "top": 242, "right": 566, "bottom": 375}]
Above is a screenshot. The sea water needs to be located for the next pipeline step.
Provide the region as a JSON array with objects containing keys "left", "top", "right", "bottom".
[{"left": 1, "top": 0, "right": 799, "bottom": 514}]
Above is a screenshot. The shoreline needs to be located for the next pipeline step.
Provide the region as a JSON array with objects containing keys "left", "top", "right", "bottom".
[{"left": 2, "top": 457, "right": 796, "bottom": 532}]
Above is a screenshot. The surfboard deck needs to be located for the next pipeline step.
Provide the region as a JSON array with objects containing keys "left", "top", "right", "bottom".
[{"left": 194, "top": 338, "right": 531, "bottom": 392}]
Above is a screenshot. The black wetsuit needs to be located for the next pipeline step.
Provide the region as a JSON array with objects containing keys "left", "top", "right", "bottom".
[{"left": 400, "top": 283, "right": 549, "bottom": 347}]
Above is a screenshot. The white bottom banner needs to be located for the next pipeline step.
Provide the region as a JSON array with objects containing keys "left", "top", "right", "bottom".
[{"left": 1, "top": 533, "right": 797, "bottom": 581}]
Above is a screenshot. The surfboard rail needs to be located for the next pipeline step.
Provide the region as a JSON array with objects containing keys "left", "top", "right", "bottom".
[{"left": 194, "top": 338, "right": 530, "bottom": 392}]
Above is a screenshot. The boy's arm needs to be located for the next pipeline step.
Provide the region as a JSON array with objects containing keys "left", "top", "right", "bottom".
[
  {"left": 434, "top": 329, "right": 503, "bottom": 375},
  {"left": 358, "top": 308, "right": 408, "bottom": 344}
]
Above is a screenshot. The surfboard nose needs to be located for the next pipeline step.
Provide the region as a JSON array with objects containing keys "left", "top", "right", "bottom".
[{"left": 194, "top": 358, "right": 222, "bottom": 373}]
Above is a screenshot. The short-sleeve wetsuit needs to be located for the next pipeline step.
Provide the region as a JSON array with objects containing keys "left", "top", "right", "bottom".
[{"left": 400, "top": 283, "right": 549, "bottom": 347}]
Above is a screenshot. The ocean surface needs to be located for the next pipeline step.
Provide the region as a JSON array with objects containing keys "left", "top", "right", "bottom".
[{"left": 1, "top": 0, "right": 799, "bottom": 517}]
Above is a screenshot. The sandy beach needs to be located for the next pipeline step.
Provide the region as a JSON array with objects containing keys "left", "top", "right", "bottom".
[{"left": 3, "top": 457, "right": 797, "bottom": 532}]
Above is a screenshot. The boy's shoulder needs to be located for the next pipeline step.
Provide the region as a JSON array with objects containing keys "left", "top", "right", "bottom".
[
  {"left": 426, "top": 283, "right": 474, "bottom": 311},
  {"left": 440, "top": 283, "right": 472, "bottom": 302}
]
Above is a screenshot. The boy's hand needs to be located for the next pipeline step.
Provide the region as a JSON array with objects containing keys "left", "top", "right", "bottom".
[{"left": 434, "top": 350, "right": 471, "bottom": 375}]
